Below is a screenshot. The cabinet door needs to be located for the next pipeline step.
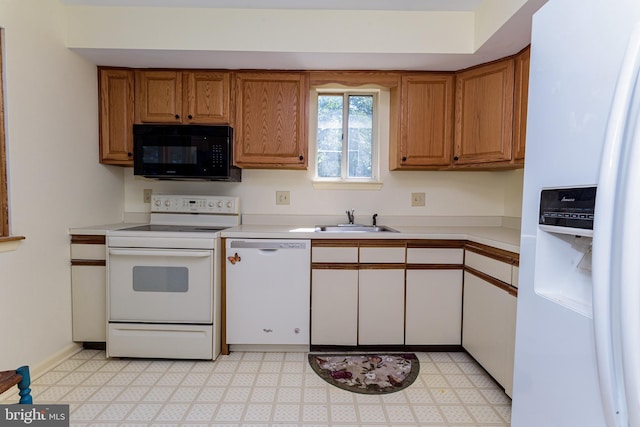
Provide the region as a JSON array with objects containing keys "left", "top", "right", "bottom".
[
  {"left": 72, "top": 265, "right": 106, "bottom": 342},
  {"left": 98, "top": 68, "right": 134, "bottom": 165},
  {"left": 311, "top": 269, "right": 358, "bottom": 345},
  {"left": 405, "top": 269, "right": 462, "bottom": 345},
  {"left": 358, "top": 269, "right": 405, "bottom": 345},
  {"left": 234, "top": 72, "right": 308, "bottom": 169},
  {"left": 136, "top": 70, "right": 182, "bottom": 123},
  {"left": 453, "top": 59, "right": 515, "bottom": 166},
  {"left": 182, "top": 71, "right": 230, "bottom": 124},
  {"left": 393, "top": 74, "right": 454, "bottom": 169},
  {"left": 514, "top": 47, "right": 530, "bottom": 161},
  {"left": 462, "top": 272, "right": 516, "bottom": 393}
]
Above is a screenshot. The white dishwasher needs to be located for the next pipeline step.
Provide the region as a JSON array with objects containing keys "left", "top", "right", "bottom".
[{"left": 225, "top": 239, "right": 311, "bottom": 345}]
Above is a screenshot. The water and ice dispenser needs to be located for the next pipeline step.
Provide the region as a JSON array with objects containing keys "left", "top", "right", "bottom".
[{"left": 535, "top": 186, "right": 597, "bottom": 316}]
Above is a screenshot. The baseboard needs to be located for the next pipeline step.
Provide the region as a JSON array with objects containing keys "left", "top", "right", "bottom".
[{"left": 30, "top": 343, "right": 83, "bottom": 381}]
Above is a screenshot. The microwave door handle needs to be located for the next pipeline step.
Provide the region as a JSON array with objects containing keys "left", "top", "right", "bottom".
[{"left": 108, "top": 249, "right": 211, "bottom": 258}]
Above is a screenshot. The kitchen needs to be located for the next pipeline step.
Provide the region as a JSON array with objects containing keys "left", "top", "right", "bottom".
[{"left": 1, "top": 0, "right": 636, "bottom": 426}]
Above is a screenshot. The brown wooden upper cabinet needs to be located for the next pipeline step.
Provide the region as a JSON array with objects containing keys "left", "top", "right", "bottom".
[
  {"left": 135, "top": 70, "right": 230, "bottom": 124},
  {"left": 234, "top": 72, "right": 308, "bottom": 169},
  {"left": 391, "top": 73, "right": 455, "bottom": 169},
  {"left": 513, "top": 46, "right": 531, "bottom": 162},
  {"left": 453, "top": 58, "right": 516, "bottom": 167},
  {"left": 98, "top": 68, "right": 135, "bottom": 166}
]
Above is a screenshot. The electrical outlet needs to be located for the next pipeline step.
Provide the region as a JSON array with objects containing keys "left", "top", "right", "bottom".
[
  {"left": 143, "top": 189, "right": 152, "bottom": 204},
  {"left": 411, "top": 192, "right": 426, "bottom": 207},
  {"left": 276, "top": 191, "right": 290, "bottom": 205}
]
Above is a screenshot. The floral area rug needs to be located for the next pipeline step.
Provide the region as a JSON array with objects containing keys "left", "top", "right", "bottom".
[{"left": 308, "top": 353, "right": 420, "bottom": 394}]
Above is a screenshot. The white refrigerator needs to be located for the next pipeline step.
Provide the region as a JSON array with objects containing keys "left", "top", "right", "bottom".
[{"left": 512, "top": 0, "right": 640, "bottom": 426}]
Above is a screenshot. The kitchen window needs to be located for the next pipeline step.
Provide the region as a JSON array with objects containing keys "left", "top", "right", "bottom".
[{"left": 312, "top": 88, "right": 380, "bottom": 188}]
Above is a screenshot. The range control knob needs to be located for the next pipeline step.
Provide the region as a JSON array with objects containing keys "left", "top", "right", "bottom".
[
  {"left": 164, "top": 200, "right": 171, "bottom": 207},
  {"left": 154, "top": 199, "right": 162, "bottom": 206},
  {"left": 227, "top": 201, "right": 234, "bottom": 208},
  {"left": 217, "top": 201, "right": 223, "bottom": 208},
  {"left": 208, "top": 201, "right": 215, "bottom": 207}
]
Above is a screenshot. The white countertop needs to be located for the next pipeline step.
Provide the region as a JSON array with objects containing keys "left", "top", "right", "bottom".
[
  {"left": 70, "top": 219, "right": 521, "bottom": 253},
  {"left": 69, "top": 223, "right": 145, "bottom": 235},
  {"left": 221, "top": 225, "right": 521, "bottom": 253}
]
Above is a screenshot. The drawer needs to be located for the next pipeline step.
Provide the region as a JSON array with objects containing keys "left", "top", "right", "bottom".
[
  {"left": 406, "top": 248, "right": 463, "bottom": 264},
  {"left": 71, "top": 244, "right": 106, "bottom": 260},
  {"left": 359, "top": 247, "right": 405, "bottom": 263},
  {"left": 312, "top": 246, "right": 358, "bottom": 263},
  {"left": 465, "top": 250, "right": 512, "bottom": 284}
]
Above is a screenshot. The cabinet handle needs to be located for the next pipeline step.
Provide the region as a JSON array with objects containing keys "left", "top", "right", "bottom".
[
  {"left": 127, "top": 152, "right": 133, "bottom": 157},
  {"left": 175, "top": 114, "right": 180, "bottom": 119},
  {"left": 453, "top": 156, "right": 459, "bottom": 161},
  {"left": 188, "top": 114, "right": 193, "bottom": 119},
  {"left": 299, "top": 155, "right": 304, "bottom": 161},
  {"left": 402, "top": 156, "right": 407, "bottom": 162}
]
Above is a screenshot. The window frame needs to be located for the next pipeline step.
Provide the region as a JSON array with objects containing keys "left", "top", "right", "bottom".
[
  {"left": 312, "top": 87, "right": 381, "bottom": 188},
  {"left": 0, "top": 29, "right": 8, "bottom": 237},
  {"left": 0, "top": 28, "right": 24, "bottom": 249}
]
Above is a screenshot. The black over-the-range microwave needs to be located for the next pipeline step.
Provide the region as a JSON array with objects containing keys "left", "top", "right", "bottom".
[{"left": 133, "top": 124, "right": 241, "bottom": 182}]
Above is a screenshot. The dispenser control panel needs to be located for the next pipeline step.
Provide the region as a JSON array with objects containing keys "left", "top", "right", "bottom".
[{"left": 539, "top": 186, "right": 596, "bottom": 236}]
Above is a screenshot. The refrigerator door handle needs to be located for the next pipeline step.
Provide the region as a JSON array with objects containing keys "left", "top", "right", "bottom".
[
  {"left": 594, "top": 23, "right": 640, "bottom": 427},
  {"left": 619, "top": 117, "right": 640, "bottom": 427},
  {"left": 617, "top": 27, "right": 640, "bottom": 427}
]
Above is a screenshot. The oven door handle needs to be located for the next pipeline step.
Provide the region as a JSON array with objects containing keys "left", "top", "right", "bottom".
[{"left": 108, "top": 249, "right": 212, "bottom": 258}]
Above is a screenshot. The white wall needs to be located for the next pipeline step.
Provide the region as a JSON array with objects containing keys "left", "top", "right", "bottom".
[
  {"left": 504, "top": 168, "right": 525, "bottom": 218},
  {"left": 0, "top": 0, "right": 124, "bottom": 372},
  {"left": 125, "top": 168, "right": 516, "bottom": 222}
]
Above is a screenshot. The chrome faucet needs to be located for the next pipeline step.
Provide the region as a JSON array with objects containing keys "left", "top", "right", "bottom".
[{"left": 346, "top": 209, "right": 355, "bottom": 224}]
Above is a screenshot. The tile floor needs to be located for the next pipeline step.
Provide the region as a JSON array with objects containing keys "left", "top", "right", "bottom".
[{"left": 1, "top": 349, "right": 511, "bottom": 427}]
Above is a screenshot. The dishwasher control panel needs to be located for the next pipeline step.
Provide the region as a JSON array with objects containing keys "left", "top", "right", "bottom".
[{"left": 229, "top": 240, "right": 308, "bottom": 250}]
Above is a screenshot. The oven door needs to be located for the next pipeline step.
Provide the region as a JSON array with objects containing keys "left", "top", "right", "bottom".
[{"left": 108, "top": 248, "right": 214, "bottom": 323}]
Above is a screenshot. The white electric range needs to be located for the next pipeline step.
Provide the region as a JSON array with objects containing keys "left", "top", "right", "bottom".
[{"left": 106, "top": 194, "right": 240, "bottom": 360}]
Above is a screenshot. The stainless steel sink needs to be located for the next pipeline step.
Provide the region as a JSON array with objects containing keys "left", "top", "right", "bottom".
[{"left": 314, "top": 224, "right": 399, "bottom": 233}]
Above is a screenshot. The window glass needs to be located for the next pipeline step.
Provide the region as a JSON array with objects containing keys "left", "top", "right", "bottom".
[
  {"left": 315, "top": 91, "right": 377, "bottom": 181},
  {"left": 316, "top": 94, "right": 343, "bottom": 178},
  {"left": 347, "top": 95, "right": 373, "bottom": 178}
]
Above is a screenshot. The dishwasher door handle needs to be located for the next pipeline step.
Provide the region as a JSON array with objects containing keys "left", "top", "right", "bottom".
[{"left": 109, "top": 249, "right": 212, "bottom": 258}]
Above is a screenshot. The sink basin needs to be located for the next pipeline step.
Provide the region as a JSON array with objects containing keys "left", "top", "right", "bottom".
[{"left": 314, "top": 224, "right": 399, "bottom": 233}]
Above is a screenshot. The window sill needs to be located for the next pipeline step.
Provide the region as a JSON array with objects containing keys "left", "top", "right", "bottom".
[
  {"left": 312, "top": 181, "right": 383, "bottom": 190},
  {"left": 0, "top": 236, "right": 25, "bottom": 253}
]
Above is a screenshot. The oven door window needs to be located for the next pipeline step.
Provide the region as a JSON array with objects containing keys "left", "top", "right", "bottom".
[{"left": 133, "top": 266, "right": 188, "bottom": 292}]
